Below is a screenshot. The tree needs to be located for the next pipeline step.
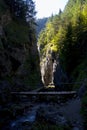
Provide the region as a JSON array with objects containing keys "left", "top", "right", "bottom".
[
  {"left": 26, "top": 0, "right": 36, "bottom": 22},
  {"left": 4, "top": 0, "right": 36, "bottom": 23},
  {"left": 38, "top": 0, "right": 87, "bottom": 77}
]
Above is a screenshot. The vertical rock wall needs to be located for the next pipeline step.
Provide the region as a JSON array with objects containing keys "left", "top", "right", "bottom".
[
  {"left": 0, "top": 12, "right": 42, "bottom": 91},
  {"left": 41, "top": 49, "right": 68, "bottom": 89},
  {"left": 41, "top": 50, "right": 53, "bottom": 86}
]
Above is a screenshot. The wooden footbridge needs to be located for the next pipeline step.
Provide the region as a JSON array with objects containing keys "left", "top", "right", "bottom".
[
  {"left": 11, "top": 79, "right": 87, "bottom": 96},
  {"left": 11, "top": 91, "right": 77, "bottom": 95}
]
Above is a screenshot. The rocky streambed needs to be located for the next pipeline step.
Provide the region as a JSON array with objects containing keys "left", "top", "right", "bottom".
[{"left": 0, "top": 95, "right": 84, "bottom": 130}]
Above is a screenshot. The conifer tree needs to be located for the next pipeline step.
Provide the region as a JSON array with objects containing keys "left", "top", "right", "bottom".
[{"left": 4, "top": 0, "right": 36, "bottom": 23}]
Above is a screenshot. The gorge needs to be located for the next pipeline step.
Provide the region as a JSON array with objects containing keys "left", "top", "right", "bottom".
[{"left": 0, "top": 0, "right": 87, "bottom": 130}]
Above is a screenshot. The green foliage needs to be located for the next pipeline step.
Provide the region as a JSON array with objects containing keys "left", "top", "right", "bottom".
[
  {"left": 4, "top": 21, "right": 29, "bottom": 46},
  {"left": 4, "top": 0, "right": 36, "bottom": 23},
  {"left": 4, "top": 0, "right": 26, "bottom": 21},
  {"left": 1, "top": 0, "right": 37, "bottom": 47},
  {"left": 22, "top": 52, "right": 41, "bottom": 89},
  {"left": 38, "top": 15, "right": 63, "bottom": 58},
  {"left": 0, "top": 0, "right": 41, "bottom": 89},
  {"left": 37, "top": 1, "right": 87, "bottom": 127},
  {"left": 38, "top": 0, "right": 87, "bottom": 77},
  {"left": 72, "top": 59, "right": 87, "bottom": 89}
]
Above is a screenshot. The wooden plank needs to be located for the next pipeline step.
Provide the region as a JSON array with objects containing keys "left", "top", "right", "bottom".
[{"left": 11, "top": 91, "right": 76, "bottom": 95}]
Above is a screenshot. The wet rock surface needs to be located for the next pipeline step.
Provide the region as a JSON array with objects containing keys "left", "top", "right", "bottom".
[{"left": 36, "top": 105, "right": 68, "bottom": 126}]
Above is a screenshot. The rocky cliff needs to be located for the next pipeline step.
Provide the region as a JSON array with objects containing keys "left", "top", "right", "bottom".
[{"left": 0, "top": 1, "right": 42, "bottom": 93}]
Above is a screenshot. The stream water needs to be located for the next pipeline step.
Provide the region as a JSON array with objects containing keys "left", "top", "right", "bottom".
[
  {"left": 7, "top": 103, "right": 47, "bottom": 130},
  {"left": 1, "top": 96, "right": 84, "bottom": 130},
  {"left": 10, "top": 104, "right": 43, "bottom": 129}
]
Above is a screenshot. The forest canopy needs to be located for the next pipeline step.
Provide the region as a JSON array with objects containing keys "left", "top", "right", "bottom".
[{"left": 38, "top": 0, "right": 87, "bottom": 77}]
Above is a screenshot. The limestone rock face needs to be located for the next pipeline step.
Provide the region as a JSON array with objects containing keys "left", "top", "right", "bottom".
[
  {"left": 41, "top": 50, "right": 53, "bottom": 86},
  {"left": 41, "top": 49, "right": 68, "bottom": 89}
]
